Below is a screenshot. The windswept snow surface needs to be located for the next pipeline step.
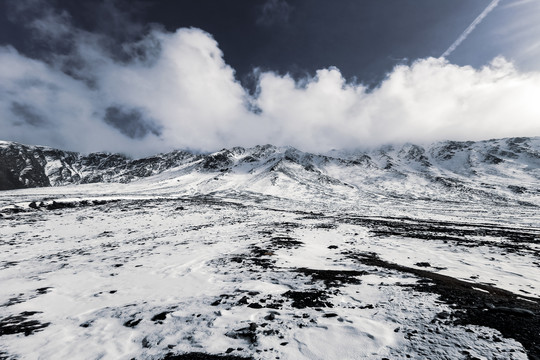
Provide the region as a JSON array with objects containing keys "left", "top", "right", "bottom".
[
  {"left": 1, "top": 138, "right": 539, "bottom": 359},
  {"left": 1, "top": 186, "right": 539, "bottom": 359}
]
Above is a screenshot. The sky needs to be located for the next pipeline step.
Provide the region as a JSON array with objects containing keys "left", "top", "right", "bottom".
[{"left": 1, "top": 0, "right": 540, "bottom": 156}]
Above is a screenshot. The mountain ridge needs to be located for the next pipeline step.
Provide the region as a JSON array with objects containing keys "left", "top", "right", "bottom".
[{"left": 0, "top": 137, "right": 539, "bottom": 208}]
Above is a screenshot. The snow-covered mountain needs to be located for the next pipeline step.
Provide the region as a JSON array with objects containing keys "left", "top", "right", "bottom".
[
  {"left": 0, "top": 140, "right": 198, "bottom": 189},
  {"left": 1, "top": 137, "right": 540, "bottom": 360},
  {"left": 1, "top": 137, "right": 539, "bottom": 207}
]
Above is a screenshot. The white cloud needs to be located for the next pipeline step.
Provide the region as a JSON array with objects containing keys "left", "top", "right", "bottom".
[
  {"left": 251, "top": 56, "right": 540, "bottom": 151},
  {"left": 1, "top": 5, "right": 539, "bottom": 156}
]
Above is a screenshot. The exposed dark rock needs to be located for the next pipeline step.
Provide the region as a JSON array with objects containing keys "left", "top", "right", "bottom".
[
  {"left": 35, "top": 287, "right": 52, "bottom": 295},
  {"left": 1, "top": 295, "right": 25, "bottom": 307},
  {"left": 0, "top": 311, "right": 50, "bottom": 336},
  {"left": 237, "top": 296, "right": 249, "bottom": 305},
  {"left": 123, "top": 318, "right": 142, "bottom": 328},
  {"left": 314, "top": 223, "right": 337, "bottom": 229},
  {"left": 432, "top": 140, "right": 473, "bottom": 161},
  {"left": 269, "top": 236, "right": 303, "bottom": 249},
  {"left": 508, "top": 185, "right": 527, "bottom": 194},
  {"left": 247, "top": 303, "right": 263, "bottom": 309},
  {"left": 225, "top": 323, "right": 258, "bottom": 344},
  {"left": 294, "top": 268, "right": 366, "bottom": 287},
  {"left": 484, "top": 153, "right": 504, "bottom": 164},
  {"left": 282, "top": 289, "right": 333, "bottom": 309},
  {"left": 399, "top": 144, "right": 431, "bottom": 167},
  {"left": 322, "top": 313, "right": 338, "bottom": 318},
  {"left": 151, "top": 311, "right": 169, "bottom": 322},
  {"left": 202, "top": 151, "right": 234, "bottom": 171},
  {"left": 46, "top": 201, "right": 77, "bottom": 210}
]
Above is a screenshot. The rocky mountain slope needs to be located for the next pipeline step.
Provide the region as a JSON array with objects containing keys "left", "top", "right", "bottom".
[
  {"left": 0, "top": 141, "right": 197, "bottom": 190},
  {"left": 1, "top": 137, "right": 540, "bottom": 360},
  {"left": 1, "top": 137, "right": 539, "bottom": 206}
]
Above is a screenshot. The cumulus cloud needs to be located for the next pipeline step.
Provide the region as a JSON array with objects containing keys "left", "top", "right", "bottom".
[
  {"left": 1, "top": 1, "right": 539, "bottom": 157},
  {"left": 253, "top": 57, "right": 540, "bottom": 150}
]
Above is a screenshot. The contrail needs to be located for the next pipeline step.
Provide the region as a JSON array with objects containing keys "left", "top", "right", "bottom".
[{"left": 441, "top": 0, "right": 500, "bottom": 58}]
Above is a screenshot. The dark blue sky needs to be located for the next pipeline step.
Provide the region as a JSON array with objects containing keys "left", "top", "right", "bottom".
[{"left": 2, "top": 0, "right": 534, "bottom": 87}]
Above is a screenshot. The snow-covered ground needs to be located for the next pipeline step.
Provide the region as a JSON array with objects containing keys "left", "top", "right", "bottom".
[{"left": 1, "top": 181, "right": 539, "bottom": 359}]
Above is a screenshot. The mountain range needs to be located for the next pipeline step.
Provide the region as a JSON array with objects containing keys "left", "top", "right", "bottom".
[
  {"left": 1, "top": 137, "right": 539, "bottom": 208},
  {"left": 2, "top": 137, "right": 540, "bottom": 360}
]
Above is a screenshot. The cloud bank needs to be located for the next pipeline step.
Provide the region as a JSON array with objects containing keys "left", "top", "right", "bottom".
[{"left": 1, "top": 3, "right": 540, "bottom": 157}]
